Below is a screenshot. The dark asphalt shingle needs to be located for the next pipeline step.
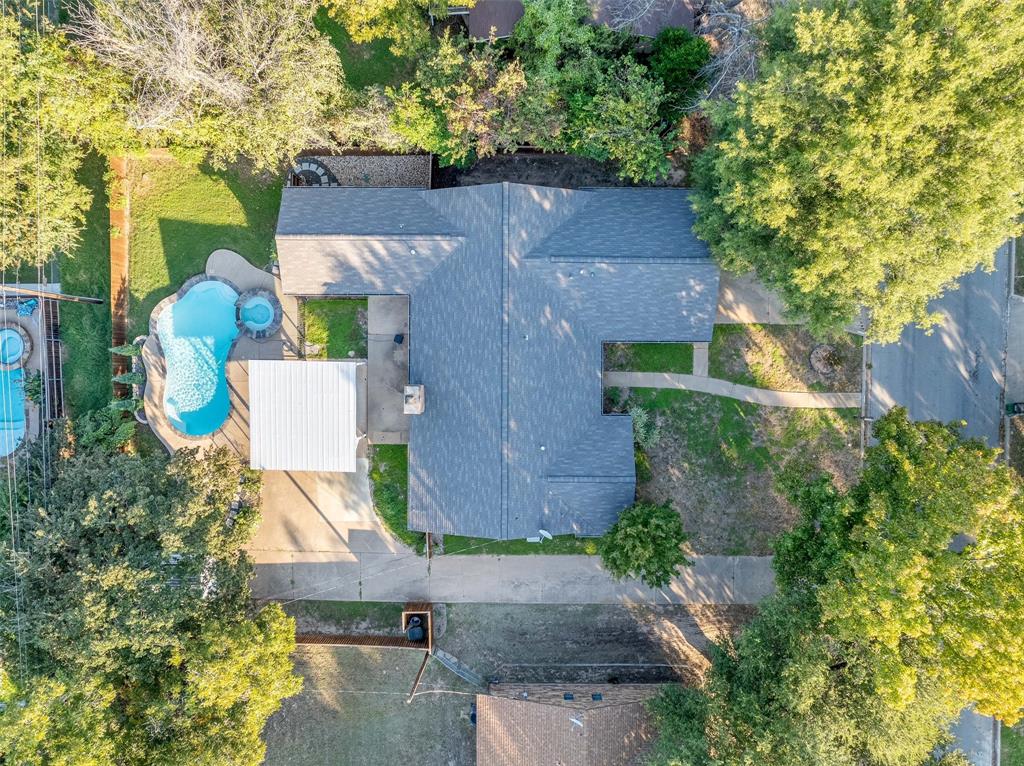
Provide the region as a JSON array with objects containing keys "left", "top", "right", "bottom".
[{"left": 276, "top": 182, "right": 719, "bottom": 538}]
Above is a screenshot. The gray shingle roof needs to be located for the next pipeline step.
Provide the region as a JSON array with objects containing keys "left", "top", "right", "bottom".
[{"left": 276, "top": 183, "right": 718, "bottom": 539}]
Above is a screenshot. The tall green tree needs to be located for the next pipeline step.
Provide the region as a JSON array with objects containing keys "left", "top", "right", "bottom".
[
  {"left": 0, "top": 13, "right": 127, "bottom": 271},
  {"left": 68, "top": 0, "right": 344, "bottom": 170},
  {"left": 777, "top": 409, "right": 1024, "bottom": 721},
  {"left": 390, "top": 31, "right": 528, "bottom": 166},
  {"left": 323, "top": 0, "right": 464, "bottom": 56},
  {"left": 692, "top": 0, "right": 1024, "bottom": 342},
  {"left": 512, "top": 0, "right": 672, "bottom": 181},
  {"left": 599, "top": 501, "right": 691, "bottom": 588},
  {"left": 651, "top": 409, "right": 1024, "bottom": 764},
  {"left": 0, "top": 438, "right": 301, "bottom": 765}
]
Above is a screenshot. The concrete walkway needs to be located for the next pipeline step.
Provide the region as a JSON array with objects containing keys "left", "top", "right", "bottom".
[
  {"left": 604, "top": 371, "right": 861, "bottom": 409},
  {"left": 717, "top": 272, "right": 795, "bottom": 325},
  {"left": 252, "top": 552, "right": 775, "bottom": 606},
  {"left": 249, "top": 469, "right": 775, "bottom": 606}
]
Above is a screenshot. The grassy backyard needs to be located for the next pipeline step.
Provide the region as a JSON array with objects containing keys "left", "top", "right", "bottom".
[
  {"left": 604, "top": 342, "right": 694, "bottom": 374},
  {"left": 616, "top": 387, "right": 860, "bottom": 555},
  {"left": 314, "top": 7, "right": 415, "bottom": 88},
  {"left": 302, "top": 298, "right": 368, "bottom": 359},
  {"left": 60, "top": 153, "right": 113, "bottom": 414},
  {"left": 126, "top": 156, "right": 281, "bottom": 336},
  {"left": 709, "top": 324, "right": 862, "bottom": 392}
]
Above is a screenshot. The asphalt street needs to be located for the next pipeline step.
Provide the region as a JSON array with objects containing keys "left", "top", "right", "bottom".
[{"left": 868, "top": 244, "right": 1011, "bottom": 447}]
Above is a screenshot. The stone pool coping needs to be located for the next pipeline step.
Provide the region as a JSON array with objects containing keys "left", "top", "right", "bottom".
[{"left": 142, "top": 250, "right": 300, "bottom": 457}]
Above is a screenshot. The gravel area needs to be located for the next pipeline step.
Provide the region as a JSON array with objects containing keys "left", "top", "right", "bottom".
[{"left": 314, "top": 154, "right": 432, "bottom": 188}]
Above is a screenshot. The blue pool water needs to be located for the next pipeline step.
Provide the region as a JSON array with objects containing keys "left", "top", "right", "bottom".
[
  {"left": 241, "top": 295, "right": 273, "bottom": 331},
  {"left": 0, "top": 328, "right": 24, "bottom": 365},
  {"left": 0, "top": 368, "right": 25, "bottom": 456},
  {"left": 157, "top": 280, "right": 240, "bottom": 436}
]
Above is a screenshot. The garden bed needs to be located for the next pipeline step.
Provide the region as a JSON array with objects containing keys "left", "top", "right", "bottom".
[
  {"left": 709, "top": 324, "right": 862, "bottom": 392},
  {"left": 615, "top": 387, "right": 860, "bottom": 555}
]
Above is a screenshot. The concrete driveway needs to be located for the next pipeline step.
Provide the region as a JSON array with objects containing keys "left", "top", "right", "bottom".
[
  {"left": 868, "top": 245, "right": 1010, "bottom": 446},
  {"left": 248, "top": 464, "right": 416, "bottom": 601}
]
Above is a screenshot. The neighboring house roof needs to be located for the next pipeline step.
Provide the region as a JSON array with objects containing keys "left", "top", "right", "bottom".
[
  {"left": 476, "top": 683, "right": 659, "bottom": 766},
  {"left": 451, "top": 0, "right": 525, "bottom": 39},
  {"left": 276, "top": 182, "right": 718, "bottom": 539},
  {"left": 450, "top": 0, "right": 695, "bottom": 39},
  {"left": 248, "top": 360, "right": 363, "bottom": 473}
]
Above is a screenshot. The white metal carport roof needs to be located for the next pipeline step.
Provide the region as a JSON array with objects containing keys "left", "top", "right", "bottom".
[{"left": 249, "top": 360, "right": 362, "bottom": 473}]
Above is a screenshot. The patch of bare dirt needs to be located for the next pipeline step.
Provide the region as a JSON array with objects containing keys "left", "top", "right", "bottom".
[
  {"left": 432, "top": 152, "right": 685, "bottom": 189},
  {"left": 632, "top": 392, "right": 860, "bottom": 555}
]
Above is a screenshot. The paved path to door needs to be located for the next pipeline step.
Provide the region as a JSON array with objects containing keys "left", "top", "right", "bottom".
[
  {"left": 249, "top": 470, "right": 775, "bottom": 606},
  {"left": 604, "top": 371, "right": 861, "bottom": 409}
]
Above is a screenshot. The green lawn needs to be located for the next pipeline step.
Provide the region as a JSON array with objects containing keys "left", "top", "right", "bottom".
[
  {"left": 127, "top": 157, "right": 281, "bottom": 337},
  {"left": 1005, "top": 724, "right": 1024, "bottom": 766},
  {"left": 59, "top": 153, "right": 113, "bottom": 414},
  {"left": 605, "top": 342, "right": 694, "bottom": 374},
  {"left": 283, "top": 600, "right": 405, "bottom": 634},
  {"left": 369, "top": 444, "right": 425, "bottom": 551},
  {"left": 314, "top": 7, "right": 415, "bottom": 89},
  {"left": 302, "top": 298, "right": 368, "bottom": 359},
  {"left": 443, "top": 533, "right": 599, "bottom": 555}
]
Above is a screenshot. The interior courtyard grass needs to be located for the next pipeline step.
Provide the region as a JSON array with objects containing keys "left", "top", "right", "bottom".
[
  {"left": 302, "top": 298, "right": 368, "bottom": 359},
  {"left": 126, "top": 155, "right": 281, "bottom": 337},
  {"left": 604, "top": 342, "right": 694, "bottom": 374}
]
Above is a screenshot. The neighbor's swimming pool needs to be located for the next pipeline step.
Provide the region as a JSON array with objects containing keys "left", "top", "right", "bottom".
[
  {"left": 0, "top": 368, "right": 25, "bottom": 457},
  {"left": 0, "top": 328, "right": 24, "bottom": 365},
  {"left": 156, "top": 279, "right": 240, "bottom": 436}
]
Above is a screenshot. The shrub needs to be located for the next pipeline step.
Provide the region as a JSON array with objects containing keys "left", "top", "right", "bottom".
[
  {"left": 648, "top": 27, "right": 710, "bottom": 116},
  {"left": 599, "top": 501, "right": 691, "bottom": 588},
  {"left": 629, "top": 404, "right": 661, "bottom": 451}
]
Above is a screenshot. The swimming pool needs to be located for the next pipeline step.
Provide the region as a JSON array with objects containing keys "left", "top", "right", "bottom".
[
  {"left": 156, "top": 279, "right": 240, "bottom": 436},
  {"left": 0, "top": 329, "right": 24, "bottom": 365},
  {"left": 0, "top": 368, "right": 25, "bottom": 456}
]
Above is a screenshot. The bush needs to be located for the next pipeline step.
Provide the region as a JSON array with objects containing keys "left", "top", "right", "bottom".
[
  {"left": 630, "top": 404, "right": 661, "bottom": 451},
  {"left": 599, "top": 501, "right": 691, "bottom": 588},
  {"left": 648, "top": 27, "right": 711, "bottom": 117}
]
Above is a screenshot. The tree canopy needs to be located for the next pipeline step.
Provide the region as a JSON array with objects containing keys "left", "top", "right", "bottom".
[
  {"left": 692, "top": 0, "right": 1024, "bottom": 342},
  {"left": 599, "top": 501, "right": 691, "bottom": 588},
  {"left": 651, "top": 409, "right": 1024, "bottom": 764},
  {"left": 68, "top": 0, "right": 343, "bottom": 170},
  {"left": 0, "top": 436, "right": 301, "bottom": 765},
  {"left": 323, "top": 0, "right": 460, "bottom": 56},
  {"left": 0, "top": 12, "right": 128, "bottom": 271}
]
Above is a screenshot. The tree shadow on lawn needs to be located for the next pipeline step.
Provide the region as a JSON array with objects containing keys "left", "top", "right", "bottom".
[{"left": 127, "top": 161, "right": 282, "bottom": 336}]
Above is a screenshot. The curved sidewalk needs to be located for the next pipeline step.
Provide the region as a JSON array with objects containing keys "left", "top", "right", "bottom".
[{"left": 604, "top": 371, "right": 861, "bottom": 409}]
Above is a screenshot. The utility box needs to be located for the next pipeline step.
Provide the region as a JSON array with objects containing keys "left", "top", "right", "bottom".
[
  {"left": 404, "top": 384, "right": 425, "bottom": 415},
  {"left": 402, "top": 602, "right": 433, "bottom": 652}
]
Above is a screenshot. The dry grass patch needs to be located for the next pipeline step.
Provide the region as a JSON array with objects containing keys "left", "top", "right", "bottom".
[
  {"left": 620, "top": 388, "right": 859, "bottom": 555},
  {"left": 709, "top": 324, "right": 862, "bottom": 392}
]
